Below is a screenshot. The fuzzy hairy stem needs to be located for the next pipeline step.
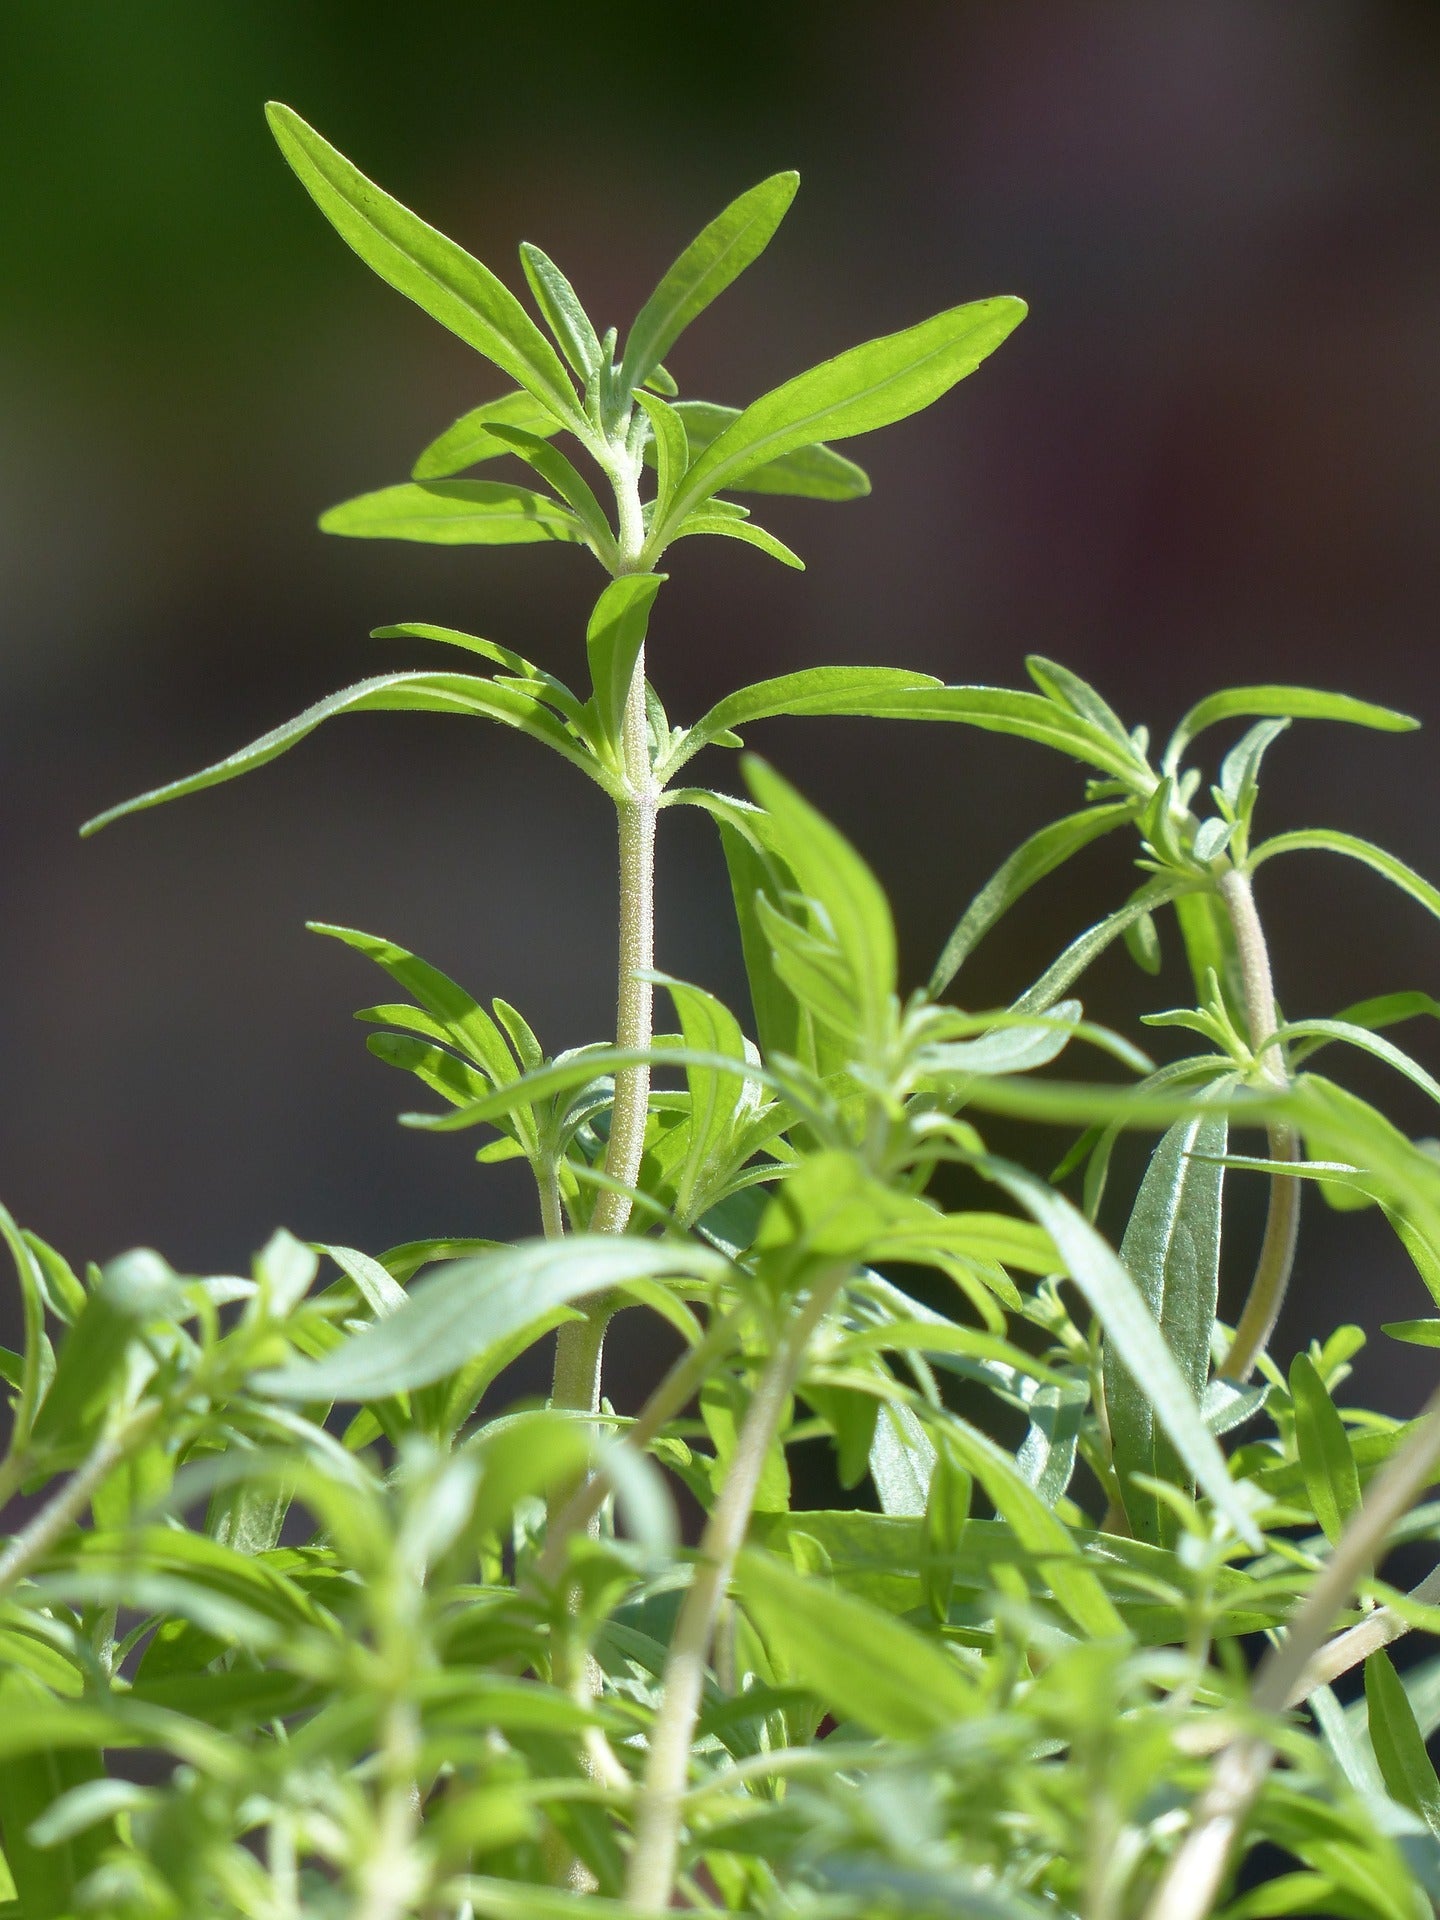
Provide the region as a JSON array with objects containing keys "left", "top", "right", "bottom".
[
  {"left": 1143, "top": 1384, "right": 1440, "bottom": 1920},
  {"left": 549, "top": 438, "right": 656, "bottom": 1413},
  {"left": 625, "top": 1272, "right": 847, "bottom": 1912},
  {"left": 1217, "top": 866, "right": 1300, "bottom": 1382}
]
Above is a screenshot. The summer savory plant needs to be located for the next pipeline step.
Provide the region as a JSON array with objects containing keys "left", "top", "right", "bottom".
[{"left": 5, "top": 102, "right": 1440, "bottom": 1920}]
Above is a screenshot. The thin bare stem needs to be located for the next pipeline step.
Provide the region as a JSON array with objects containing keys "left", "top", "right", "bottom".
[
  {"left": 1217, "top": 866, "right": 1300, "bottom": 1382},
  {"left": 625, "top": 1271, "right": 847, "bottom": 1912},
  {"left": 0, "top": 1408, "right": 156, "bottom": 1599},
  {"left": 1143, "top": 1384, "right": 1440, "bottom": 1920}
]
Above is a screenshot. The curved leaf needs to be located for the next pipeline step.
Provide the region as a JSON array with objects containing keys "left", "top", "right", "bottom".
[
  {"left": 1163, "top": 685, "right": 1418, "bottom": 775},
  {"left": 81, "top": 672, "right": 606, "bottom": 835},
  {"left": 619, "top": 171, "right": 799, "bottom": 393},
  {"left": 656, "top": 296, "right": 1026, "bottom": 540},
  {"left": 1248, "top": 829, "right": 1440, "bottom": 926},
  {"left": 930, "top": 803, "right": 1135, "bottom": 995},
  {"left": 265, "top": 104, "right": 584, "bottom": 431},
  {"left": 254, "top": 1237, "right": 726, "bottom": 1402},
  {"left": 411, "top": 391, "right": 562, "bottom": 480}
]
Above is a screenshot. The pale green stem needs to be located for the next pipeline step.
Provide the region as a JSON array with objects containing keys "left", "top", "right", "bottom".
[
  {"left": 0, "top": 1408, "right": 155, "bottom": 1599},
  {"left": 1143, "top": 1384, "right": 1440, "bottom": 1920},
  {"left": 548, "top": 442, "right": 655, "bottom": 1416},
  {"left": 1217, "top": 866, "right": 1300, "bottom": 1382},
  {"left": 625, "top": 1271, "right": 848, "bottom": 1912},
  {"left": 355, "top": 1697, "right": 424, "bottom": 1920},
  {"left": 537, "top": 1309, "right": 742, "bottom": 1586}
]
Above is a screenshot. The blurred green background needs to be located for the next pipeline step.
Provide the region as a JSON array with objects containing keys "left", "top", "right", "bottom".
[{"left": 2, "top": 1, "right": 1439, "bottom": 1410}]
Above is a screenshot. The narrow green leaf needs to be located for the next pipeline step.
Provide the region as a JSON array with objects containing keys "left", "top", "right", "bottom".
[
  {"left": 0, "top": 1724, "right": 114, "bottom": 1918},
  {"left": 0, "top": 1203, "right": 51, "bottom": 1454},
  {"left": 310, "top": 923, "right": 519, "bottom": 1088},
  {"left": 1290, "top": 1352, "right": 1362, "bottom": 1545},
  {"left": 619, "top": 171, "right": 799, "bottom": 393},
  {"left": 254, "top": 1238, "right": 725, "bottom": 1401},
  {"left": 649, "top": 399, "right": 870, "bottom": 499},
  {"left": 670, "top": 666, "right": 943, "bottom": 772},
  {"left": 734, "top": 1546, "right": 976, "bottom": 1740},
  {"left": 1366, "top": 1650, "right": 1440, "bottom": 1835},
  {"left": 479, "top": 425, "right": 616, "bottom": 557},
  {"left": 81, "top": 670, "right": 606, "bottom": 836},
  {"left": 1012, "top": 878, "right": 1193, "bottom": 1013},
  {"left": 1103, "top": 1109, "right": 1228, "bottom": 1545},
  {"left": 518, "top": 241, "right": 603, "bottom": 381},
  {"left": 1383, "top": 1321, "right": 1440, "bottom": 1349},
  {"left": 320, "top": 479, "right": 583, "bottom": 546},
  {"left": 657, "top": 974, "right": 752, "bottom": 1219},
  {"left": 930, "top": 804, "right": 1134, "bottom": 995},
  {"left": 32, "top": 1252, "right": 180, "bottom": 1453},
  {"left": 716, "top": 817, "right": 808, "bottom": 1068},
  {"left": 265, "top": 104, "right": 584, "bottom": 431},
  {"left": 633, "top": 390, "right": 689, "bottom": 518},
  {"left": 939, "top": 1418, "right": 1127, "bottom": 1637},
  {"left": 744, "top": 758, "right": 896, "bottom": 1044},
  {"left": 983, "top": 1159, "right": 1261, "bottom": 1545},
  {"left": 868, "top": 1402, "right": 936, "bottom": 1516},
  {"left": 840, "top": 684, "right": 1148, "bottom": 783},
  {"left": 657, "top": 296, "right": 1025, "bottom": 538},
  {"left": 411, "top": 391, "right": 562, "bottom": 480},
  {"left": 1025, "top": 658, "right": 1137, "bottom": 754},
  {"left": 585, "top": 575, "right": 664, "bottom": 751},
  {"left": 1274, "top": 1019, "right": 1440, "bottom": 1111},
  {"left": 669, "top": 505, "right": 804, "bottom": 569},
  {"left": 1163, "top": 685, "right": 1418, "bottom": 775},
  {"left": 922, "top": 1441, "right": 972, "bottom": 1623},
  {"left": 1249, "top": 830, "right": 1440, "bottom": 927}
]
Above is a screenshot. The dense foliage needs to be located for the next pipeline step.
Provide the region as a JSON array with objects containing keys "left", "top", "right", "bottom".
[{"left": 4, "top": 103, "right": 1440, "bottom": 1920}]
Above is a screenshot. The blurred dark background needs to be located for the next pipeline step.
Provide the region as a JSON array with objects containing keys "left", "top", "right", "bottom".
[{"left": 2, "top": 1, "right": 1439, "bottom": 1414}]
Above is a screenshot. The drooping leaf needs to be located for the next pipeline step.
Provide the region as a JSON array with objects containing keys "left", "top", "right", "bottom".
[
  {"left": 1249, "top": 829, "right": 1440, "bottom": 927},
  {"left": 319, "top": 479, "right": 584, "bottom": 546},
  {"left": 619, "top": 171, "right": 799, "bottom": 394},
  {"left": 841, "top": 684, "right": 1150, "bottom": 783},
  {"left": 1162, "top": 685, "right": 1418, "bottom": 775},
  {"left": 930, "top": 804, "right": 1135, "bottom": 995},
  {"left": 668, "top": 505, "right": 804, "bottom": 569},
  {"left": 265, "top": 104, "right": 585, "bottom": 431},
  {"left": 983, "top": 1159, "right": 1261, "bottom": 1546},
  {"left": 656, "top": 296, "right": 1026, "bottom": 540},
  {"left": 254, "top": 1237, "right": 725, "bottom": 1401},
  {"left": 1103, "top": 1108, "right": 1228, "bottom": 1545},
  {"left": 81, "top": 670, "right": 607, "bottom": 836}
]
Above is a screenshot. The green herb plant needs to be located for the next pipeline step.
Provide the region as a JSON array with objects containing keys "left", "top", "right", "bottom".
[{"left": 5, "top": 102, "right": 1440, "bottom": 1920}]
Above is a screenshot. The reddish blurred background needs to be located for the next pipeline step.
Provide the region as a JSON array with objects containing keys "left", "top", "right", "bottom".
[{"left": 1, "top": 1, "right": 1437, "bottom": 1412}]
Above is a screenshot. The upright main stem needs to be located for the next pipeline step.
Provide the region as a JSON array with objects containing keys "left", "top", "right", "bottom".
[
  {"left": 548, "top": 442, "right": 656, "bottom": 1418},
  {"left": 1217, "top": 866, "right": 1300, "bottom": 1382}
]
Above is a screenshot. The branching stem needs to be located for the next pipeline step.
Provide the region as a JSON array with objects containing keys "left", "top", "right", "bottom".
[
  {"left": 625, "top": 1270, "right": 848, "bottom": 1912},
  {"left": 0, "top": 1407, "right": 156, "bottom": 1599},
  {"left": 1143, "top": 1383, "right": 1440, "bottom": 1920},
  {"left": 1217, "top": 866, "right": 1300, "bottom": 1381}
]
